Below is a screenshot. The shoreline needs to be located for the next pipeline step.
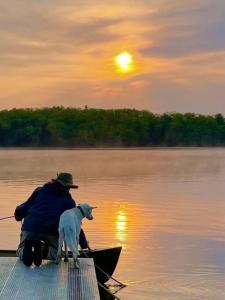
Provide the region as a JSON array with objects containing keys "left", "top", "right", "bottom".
[{"left": 0, "top": 146, "right": 224, "bottom": 151}]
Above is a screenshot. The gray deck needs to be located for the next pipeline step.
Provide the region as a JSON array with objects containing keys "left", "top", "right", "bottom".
[{"left": 0, "top": 257, "right": 100, "bottom": 300}]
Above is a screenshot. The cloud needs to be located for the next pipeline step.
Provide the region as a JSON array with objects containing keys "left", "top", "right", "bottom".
[
  {"left": 0, "top": 21, "right": 120, "bottom": 52},
  {"left": 139, "top": 0, "right": 225, "bottom": 57},
  {"left": 148, "top": 77, "right": 225, "bottom": 114}
]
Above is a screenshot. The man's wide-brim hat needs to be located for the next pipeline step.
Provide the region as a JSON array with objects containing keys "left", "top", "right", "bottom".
[{"left": 53, "top": 172, "right": 78, "bottom": 189}]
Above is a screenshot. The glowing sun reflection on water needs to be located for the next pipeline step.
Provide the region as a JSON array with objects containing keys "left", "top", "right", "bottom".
[{"left": 116, "top": 210, "right": 127, "bottom": 247}]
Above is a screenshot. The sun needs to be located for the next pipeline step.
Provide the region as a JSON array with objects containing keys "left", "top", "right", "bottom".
[{"left": 114, "top": 51, "right": 134, "bottom": 73}]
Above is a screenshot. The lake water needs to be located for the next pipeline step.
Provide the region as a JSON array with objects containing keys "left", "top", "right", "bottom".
[{"left": 0, "top": 148, "right": 225, "bottom": 299}]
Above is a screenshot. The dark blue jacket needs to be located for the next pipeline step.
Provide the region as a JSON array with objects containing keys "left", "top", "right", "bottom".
[{"left": 14, "top": 181, "right": 88, "bottom": 248}]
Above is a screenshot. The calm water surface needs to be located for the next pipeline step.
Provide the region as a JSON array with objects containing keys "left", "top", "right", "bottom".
[{"left": 0, "top": 148, "right": 225, "bottom": 300}]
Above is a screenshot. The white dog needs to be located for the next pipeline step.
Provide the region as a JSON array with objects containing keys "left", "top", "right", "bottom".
[{"left": 56, "top": 203, "right": 96, "bottom": 268}]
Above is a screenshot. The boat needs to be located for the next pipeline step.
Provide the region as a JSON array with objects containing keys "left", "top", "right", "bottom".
[
  {"left": 0, "top": 246, "right": 122, "bottom": 285},
  {"left": 79, "top": 246, "right": 122, "bottom": 284}
]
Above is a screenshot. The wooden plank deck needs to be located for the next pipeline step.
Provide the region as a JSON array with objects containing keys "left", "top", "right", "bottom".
[{"left": 0, "top": 257, "right": 100, "bottom": 300}]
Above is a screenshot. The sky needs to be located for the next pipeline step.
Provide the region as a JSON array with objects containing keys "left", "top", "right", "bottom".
[{"left": 0, "top": 0, "right": 225, "bottom": 114}]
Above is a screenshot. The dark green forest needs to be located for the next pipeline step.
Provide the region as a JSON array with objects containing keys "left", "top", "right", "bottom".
[{"left": 0, "top": 107, "right": 224, "bottom": 147}]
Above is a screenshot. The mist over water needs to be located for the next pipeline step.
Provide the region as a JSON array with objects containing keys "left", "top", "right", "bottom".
[{"left": 0, "top": 148, "right": 225, "bottom": 299}]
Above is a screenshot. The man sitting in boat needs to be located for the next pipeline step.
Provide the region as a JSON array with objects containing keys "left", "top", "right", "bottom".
[{"left": 14, "top": 172, "right": 90, "bottom": 267}]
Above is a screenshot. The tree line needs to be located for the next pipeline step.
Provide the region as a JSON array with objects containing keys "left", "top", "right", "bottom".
[{"left": 0, "top": 107, "right": 224, "bottom": 147}]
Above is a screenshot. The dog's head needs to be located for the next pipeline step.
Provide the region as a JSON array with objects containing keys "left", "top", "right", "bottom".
[{"left": 79, "top": 203, "right": 97, "bottom": 220}]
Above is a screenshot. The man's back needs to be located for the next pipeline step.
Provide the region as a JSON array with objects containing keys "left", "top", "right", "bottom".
[{"left": 17, "top": 181, "right": 75, "bottom": 235}]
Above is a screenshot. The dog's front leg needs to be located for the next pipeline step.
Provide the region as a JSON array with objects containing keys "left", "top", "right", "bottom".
[
  {"left": 72, "top": 254, "right": 80, "bottom": 269},
  {"left": 55, "top": 248, "right": 62, "bottom": 264}
]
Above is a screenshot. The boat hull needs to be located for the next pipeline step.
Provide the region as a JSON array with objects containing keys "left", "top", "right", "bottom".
[{"left": 79, "top": 247, "right": 122, "bottom": 284}]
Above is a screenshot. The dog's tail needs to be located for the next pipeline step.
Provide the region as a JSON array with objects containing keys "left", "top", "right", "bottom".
[{"left": 57, "top": 228, "right": 65, "bottom": 259}]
